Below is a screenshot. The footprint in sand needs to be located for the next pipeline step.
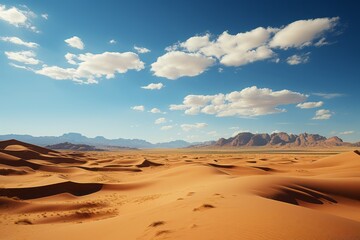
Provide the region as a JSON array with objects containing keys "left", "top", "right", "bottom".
[
  {"left": 193, "top": 204, "right": 215, "bottom": 211},
  {"left": 213, "top": 193, "right": 225, "bottom": 198},
  {"left": 149, "top": 221, "right": 165, "bottom": 227},
  {"left": 14, "top": 219, "right": 32, "bottom": 225},
  {"left": 155, "top": 230, "right": 172, "bottom": 236}
]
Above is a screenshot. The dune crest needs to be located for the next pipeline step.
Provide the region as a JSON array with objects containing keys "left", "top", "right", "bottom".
[{"left": 0, "top": 140, "right": 359, "bottom": 239}]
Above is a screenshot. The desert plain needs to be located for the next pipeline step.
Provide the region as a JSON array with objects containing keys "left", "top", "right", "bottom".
[{"left": 0, "top": 139, "right": 359, "bottom": 240}]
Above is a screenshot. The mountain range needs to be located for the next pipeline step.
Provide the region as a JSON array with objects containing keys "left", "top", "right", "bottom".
[
  {"left": 212, "top": 132, "right": 359, "bottom": 147},
  {"left": 0, "top": 132, "right": 358, "bottom": 149},
  {"left": 0, "top": 133, "right": 197, "bottom": 149}
]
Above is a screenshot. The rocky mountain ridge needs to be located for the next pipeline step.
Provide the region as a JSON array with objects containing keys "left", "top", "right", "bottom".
[
  {"left": 214, "top": 132, "right": 353, "bottom": 147},
  {"left": 0, "top": 133, "right": 197, "bottom": 149}
]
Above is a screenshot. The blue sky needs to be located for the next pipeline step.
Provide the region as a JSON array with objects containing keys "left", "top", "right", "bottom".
[{"left": 0, "top": 0, "right": 359, "bottom": 143}]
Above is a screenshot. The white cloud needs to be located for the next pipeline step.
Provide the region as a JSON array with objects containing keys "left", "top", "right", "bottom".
[
  {"left": 109, "top": 39, "right": 116, "bottom": 44},
  {"left": 296, "top": 101, "right": 323, "bottom": 109},
  {"left": 41, "top": 13, "right": 48, "bottom": 20},
  {"left": 0, "top": 4, "right": 38, "bottom": 32},
  {"left": 220, "top": 45, "right": 274, "bottom": 67},
  {"left": 9, "top": 62, "right": 33, "bottom": 71},
  {"left": 179, "top": 27, "right": 276, "bottom": 66},
  {"left": 151, "top": 51, "right": 215, "bottom": 80},
  {"left": 64, "top": 53, "right": 77, "bottom": 65},
  {"left": 5, "top": 51, "right": 40, "bottom": 65},
  {"left": 141, "top": 83, "right": 164, "bottom": 90},
  {"left": 170, "top": 86, "right": 307, "bottom": 117},
  {"left": 207, "top": 131, "right": 217, "bottom": 136},
  {"left": 156, "top": 17, "right": 340, "bottom": 77},
  {"left": 181, "top": 123, "right": 207, "bottom": 132},
  {"left": 36, "top": 66, "right": 84, "bottom": 82},
  {"left": 161, "top": 125, "right": 173, "bottom": 131},
  {"left": 149, "top": 108, "right": 162, "bottom": 114},
  {"left": 36, "top": 51, "right": 144, "bottom": 84},
  {"left": 287, "top": 53, "right": 310, "bottom": 65},
  {"left": 273, "top": 58, "right": 280, "bottom": 63},
  {"left": 313, "top": 109, "right": 332, "bottom": 120},
  {"left": 314, "top": 37, "right": 329, "bottom": 47},
  {"left": 0, "top": 4, "right": 27, "bottom": 26},
  {"left": 270, "top": 17, "right": 339, "bottom": 49},
  {"left": 155, "top": 117, "right": 167, "bottom": 124},
  {"left": 75, "top": 52, "right": 144, "bottom": 78},
  {"left": 198, "top": 28, "right": 274, "bottom": 59},
  {"left": 65, "top": 36, "right": 85, "bottom": 50},
  {"left": 178, "top": 28, "right": 276, "bottom": 67},
  {"left": 180, "top": 34, "right": 211, "bottom": 52},
  {"left": 313, "top": 92, "right": 344, "bottom": 99},
  {"left": 339, "top": 131, "right": 354, "bottom": 135},
  {"left": 131, "top": 105, "right": 145, "bottom": 111},
  {"left": 1, "top": 36, "right": 38, "bottom": 48},
  {"left": 134, "top": 46, "right": 150, "bottom": 54}
]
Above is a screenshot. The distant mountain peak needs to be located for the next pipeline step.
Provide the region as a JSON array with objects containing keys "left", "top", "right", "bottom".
[
  {"left": 214, "top": 132, "right": 347, "bottom": 147},
  {"left": 0, "top": 133, "right": 198, "bottom": 149}
]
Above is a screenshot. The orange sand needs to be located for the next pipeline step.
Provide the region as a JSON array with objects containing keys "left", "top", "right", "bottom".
[{"left": 0, "top": 140, "right": 359, "bottom": 239}]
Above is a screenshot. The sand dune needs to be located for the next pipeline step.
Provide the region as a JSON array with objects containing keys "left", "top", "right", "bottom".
[{"left": 0, "top": 140, "right": 359, "bottom": 239}]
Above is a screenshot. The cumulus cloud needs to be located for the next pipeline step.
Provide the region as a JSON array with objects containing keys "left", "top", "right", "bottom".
[
  {"left": 41, "top": 13, "right": 48, "bottom": 20},
  {"left": 155, "top": 117, "right": 167, "bottom": 124},
  {"left": 36, "top": 51, "right": 144, "bottom": 84},
  {"left": 313, "top": 109, "right": 332, "bottom": 120},
  {"left": 313, "top": 92, "right": 344, "bottom": 99},
  {"left": 161, "top": 28, "right": 275, "bottom": 71},
  {"left": 0, "top": 4, "right": 27, "bottom": 26},
  {"left": 296, "top": 101, "right": 323, "bottom": 109},
  {"left": 287, "top": 53, "right": 310, "bottom": 65},
  {"left": 270, "top": 17, "right": 339, "bottom": 49},
  {"left": 161, "top": 125, "right": 173, "bottom": 131},
  {"left": 1, "top": 36, "right": 38, "bottom": 48},
  {"left": 149, "top": 108, "right": 162, "bottom": 114},
  {"left": 0, "top": 4, "right": 38, "bottom": 31},
  {"left": 75, "top": 52, "right": 144, "bottom": 78},
  {"left": 154, "top": 17, "right": 339, "bottom": 79},
  {"left": 141, "top": 83, "right": 164, "bottom": 90},
  {"left": 220, "top": 45, "right": 274, "bottom": 67},
  {"left": 5, "top": 51, "right": 40, "bottom": 65},
  {"left": 65, "top": 36, "right": 85, "bottom": 50},
  {"left": 151, "top": 51, "right": 215, "bottom": 80},
  {"left": 65, "top": 53, "right": 77, "bottom": 65},
  {"left": 131, "top": 105, "right": 145, "bottom": 111},
  {"left": 195, "top": 28, "right": 274, "bottom": 59},
  {"left": 170, "top": 86, "right": 307, "bottom": 117},
  {"left": 180, "top": 34, "right": 211, "bottom": 52},
  {"left": 35, "top": 66, "right": 80, "bottom": 81},
  {"left": 181, "top": 123, "right": 208, "bottom": 132},
  {"left": 134, "top": 46, "right": 150, "bottom": 54}
]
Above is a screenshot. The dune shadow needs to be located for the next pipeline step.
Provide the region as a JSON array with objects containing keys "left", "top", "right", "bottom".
[{"left": 0, "top": 181, "right": 103, "bottom": 200}]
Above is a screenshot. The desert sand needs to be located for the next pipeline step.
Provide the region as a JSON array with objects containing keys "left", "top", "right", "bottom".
[{"left": 0, "top": 139, "right": 359, "bottom": 240}]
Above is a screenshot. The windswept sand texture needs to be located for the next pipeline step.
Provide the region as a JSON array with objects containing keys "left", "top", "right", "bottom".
[{"left": 0, "top": 140, "right": 359, "bottom": 239}]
